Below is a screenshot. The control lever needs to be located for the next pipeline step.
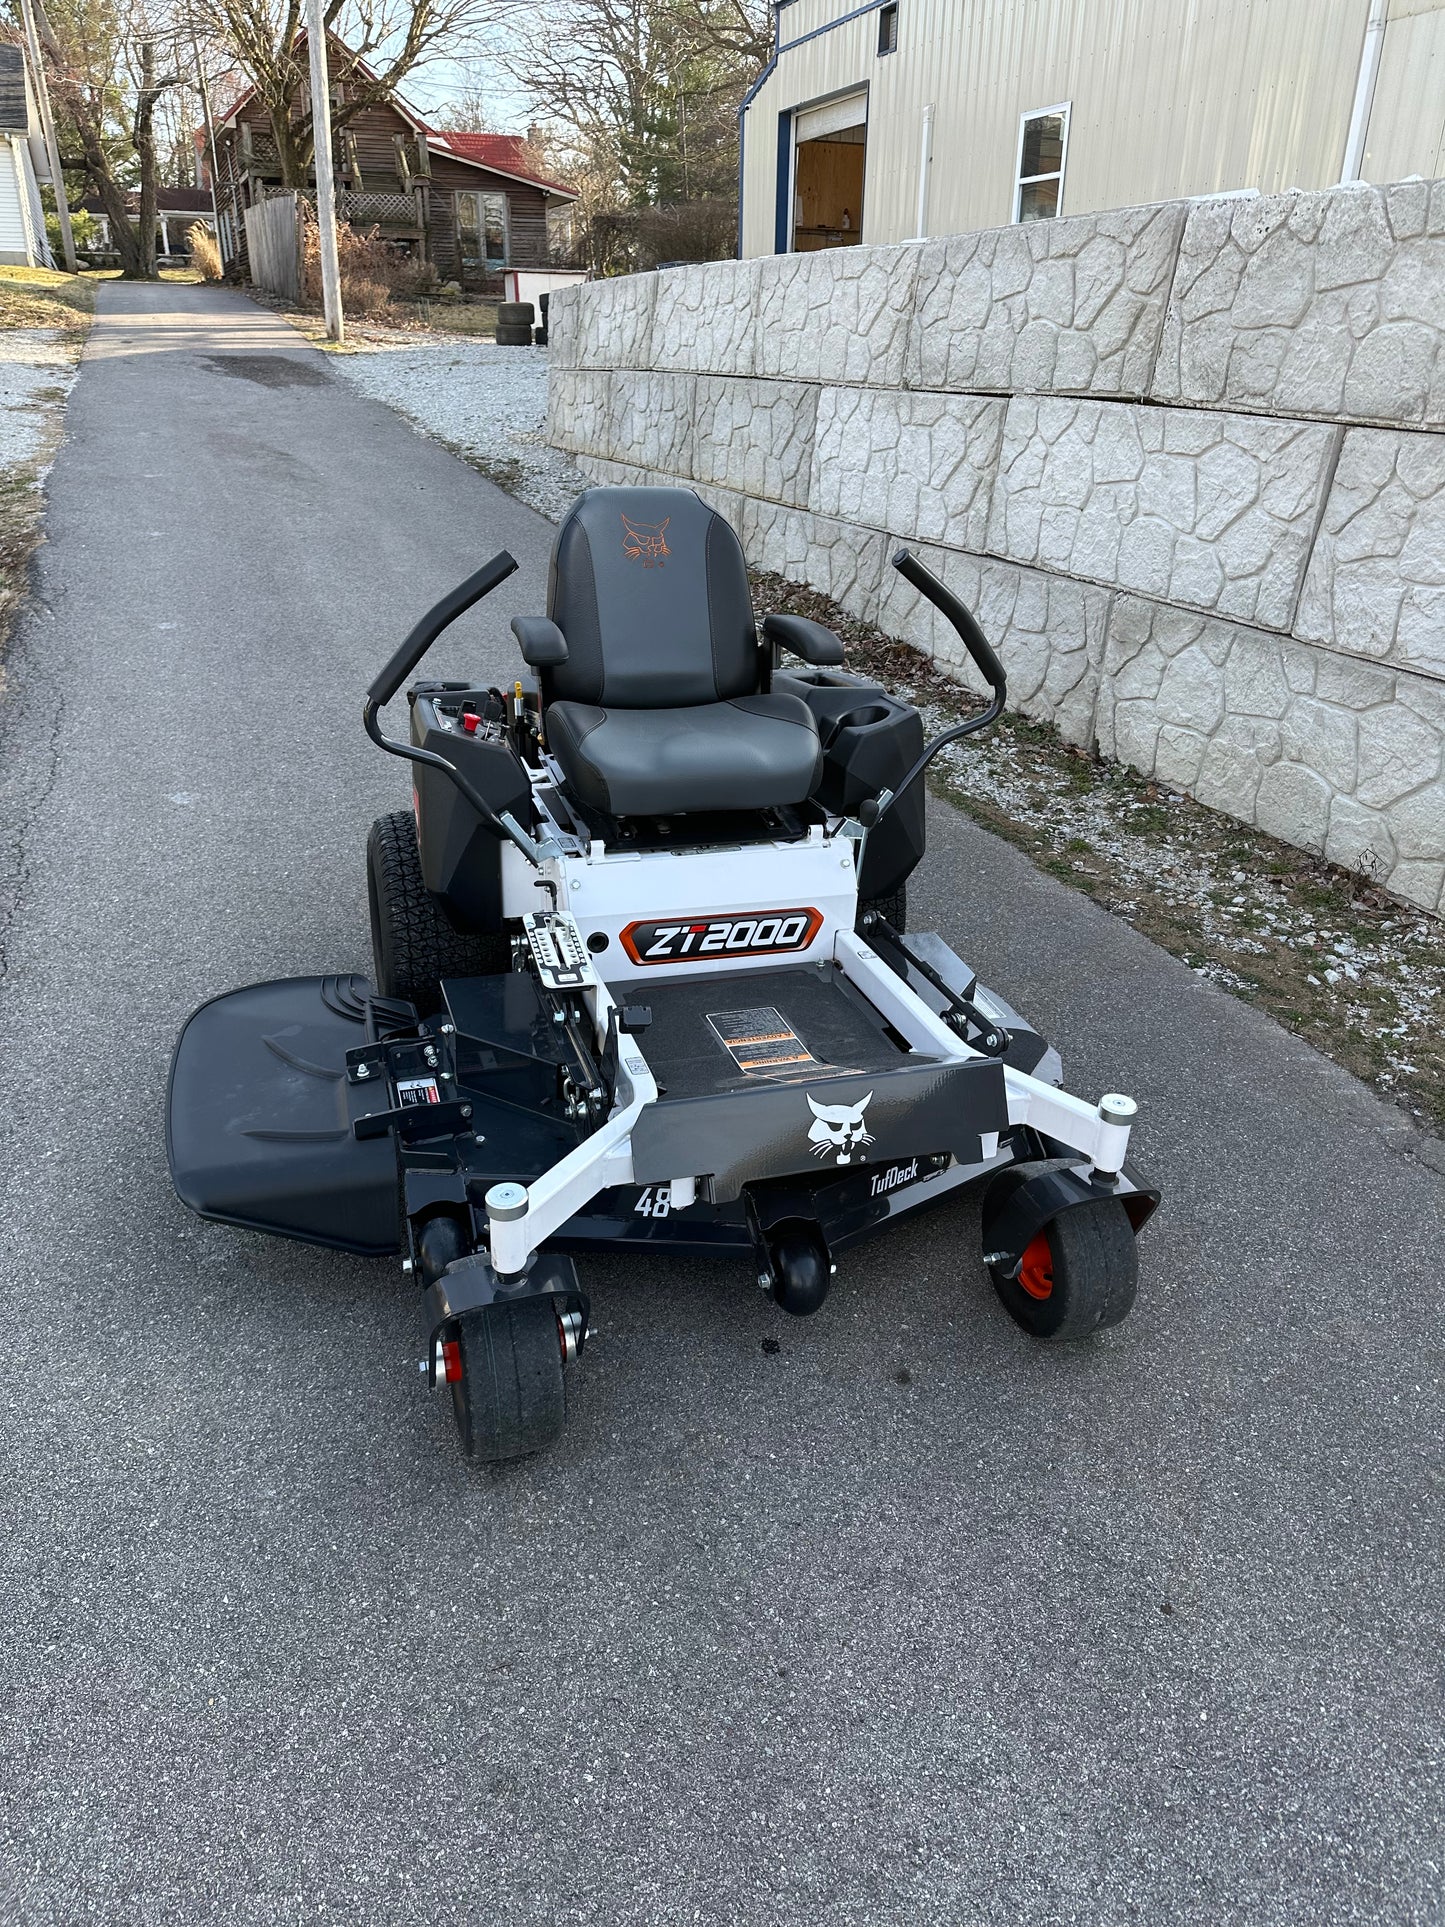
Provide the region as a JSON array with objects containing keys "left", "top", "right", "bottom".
[{"left": 865, "top": 550, "right": 1008, "bottom": 834}]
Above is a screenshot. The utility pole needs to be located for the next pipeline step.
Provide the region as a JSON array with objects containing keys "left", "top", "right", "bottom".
[
  {"left": 302, "top": 0, "right": 344, "bottom": 342},
  {"left": 187, "top": 19, "right": 224, "bottom": 259},
  {"left": 18, "top": 0, "right": 76, "bottom": 273}
]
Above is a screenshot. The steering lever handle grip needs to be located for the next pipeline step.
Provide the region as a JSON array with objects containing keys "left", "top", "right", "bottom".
[
  {"left": 891, "top": 547, "right": 1006, "bottom": 699},
  {"left": 368, "top": 550, "right": 519, "bottom": 707}
]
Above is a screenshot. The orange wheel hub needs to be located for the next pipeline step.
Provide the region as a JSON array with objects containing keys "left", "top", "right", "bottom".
[{"left": 1017, "top": 1232, "right": 1055, "bottom": 1301}]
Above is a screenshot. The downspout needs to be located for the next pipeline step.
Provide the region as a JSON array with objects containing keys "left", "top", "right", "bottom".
[
  {"left": 1340, "top": 0, "right": 1388, "bottom": 183},
  {"left": 914, "top": 101, "right": 934, "bottom": 238}
]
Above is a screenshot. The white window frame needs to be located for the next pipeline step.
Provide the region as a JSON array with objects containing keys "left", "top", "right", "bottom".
[{"left": 1013, "top": 100, "right": 1070, "bottom": 224}]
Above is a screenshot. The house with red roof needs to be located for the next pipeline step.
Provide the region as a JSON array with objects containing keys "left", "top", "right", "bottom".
[{"left": 207, "top": 37, "right": 577, "bottom": 292}]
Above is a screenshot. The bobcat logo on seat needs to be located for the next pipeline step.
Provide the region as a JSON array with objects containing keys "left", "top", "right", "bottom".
[
  {"left": 807, "top": 1091, "right": 874, "bottom": 1165},
  {"left": 621, "top": 512, "right": 670, "bottom": 567}
]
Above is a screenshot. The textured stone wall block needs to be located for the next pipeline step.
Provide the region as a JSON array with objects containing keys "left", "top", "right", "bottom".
[
  {"left": 574, "top": 452, "right": 660, "bottom": 492},
  {"left": 810, "top": 388, "right": 1005, "bottom": 551},
  {"left": 754, "top": 244, "right": 922, "bottom": 387},
  {"left": 741, "top": 501, "right": 888, "bottom": 631},
  {"left": 909, "top": 202, "right": 1185, "bottom": 398},
  {"left": 1296, "top": 426, "right": 1445, "bottom": 680},
  {"left": 693, "top": 376, "right": 818, "bottom": 509},
  {"left": 1098, "top": 595, "right": 1445, "bottom": 914},
  {"left": 652, "top": 260, "right": 762, "bottom": 376},
  {"left": 1153, "top": 180, "right": 1445, "bottom": 426},
  {"left": 546, "top": 367, "right": 614, "bottom": 459},
  {"left": 876, "top": 542, "right": 1109, "bottom": 747},
  {"left": 571, "top": 271, "right": 659, "bottom": 370},
  {"left": 546, "top": 284, "right": 581, "bottom": 370},
  {"left": 605, "top": 370, "right": 696, "bottom": 479},
  {"left": 987, "top": 398, "right": 1337, "bottom": 630}
]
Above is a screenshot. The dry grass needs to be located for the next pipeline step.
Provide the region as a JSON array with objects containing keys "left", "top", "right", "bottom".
[
  {"left": 188, "top": 224, "right": 223, "bottom": 281},
  {"left": 401, "top": 298, "right": 501, "bottom": 336},
  {"left": 754, "top": 570, "right": 1445, "bottom": 1134},
  {"left": 298, "top": 211, "right": 441, "bottom": 318},
  {"left": 0, "top": 266, "right": 95, "bottom": 334}
]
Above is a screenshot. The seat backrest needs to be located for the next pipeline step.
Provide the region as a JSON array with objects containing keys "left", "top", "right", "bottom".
[{"left": 544, "top": 486, "right": 758, "bottom": 709}]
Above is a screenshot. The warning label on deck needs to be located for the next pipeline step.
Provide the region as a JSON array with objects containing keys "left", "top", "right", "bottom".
[{"left": 707, "top": 1008, "right": 831, "bottom": 1082}]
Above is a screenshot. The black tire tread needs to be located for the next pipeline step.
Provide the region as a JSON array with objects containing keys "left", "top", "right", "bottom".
[
  {"left": 496, "top": 301, "right": 535, "bottom": 324},
  {"left": 494, "top": 325, "right": 534, "bottom": 345},
  {"left": 451, "top": 1299, "right": 567, "bottom": 1462},
  {"left": 985, "top": 1161, "right": 1138, "bottom": 1342},
  {"left": 367, "top": 809, "right": 507, "bottom": 1013}
]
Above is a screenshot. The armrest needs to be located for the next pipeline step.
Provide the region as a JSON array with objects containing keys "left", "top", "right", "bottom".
[
  {"left": 762, "top": 612, "right": 845, "bottom": 667},
  {"left": 511, "top": 616, "right": 569, "bottom": 668}
]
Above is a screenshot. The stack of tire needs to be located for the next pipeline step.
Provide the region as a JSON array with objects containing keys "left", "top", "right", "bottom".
[{"left": 495, "top": 301, "right": 534, "bottom": 346}]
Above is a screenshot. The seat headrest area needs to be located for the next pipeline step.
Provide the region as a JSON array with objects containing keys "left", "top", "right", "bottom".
[{"left": 544, "top": 486, "right": 759, "bottom": 709}]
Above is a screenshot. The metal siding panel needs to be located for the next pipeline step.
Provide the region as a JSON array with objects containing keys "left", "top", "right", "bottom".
[
  {"left": 744, "top": 0, "right": 1395, "bottom": 249},
  {"left": 1364, "top": 8, "right": 1445, "bottom": 178}
]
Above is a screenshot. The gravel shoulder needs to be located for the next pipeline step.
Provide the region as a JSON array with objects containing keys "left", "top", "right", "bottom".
[{"left": 295, "top": 317, "right": 588, "bottom": 520}]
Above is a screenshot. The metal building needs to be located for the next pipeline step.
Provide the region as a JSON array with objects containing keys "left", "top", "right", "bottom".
[{"left": 739, "top": 0, "right": 1445, "bottom": 257}]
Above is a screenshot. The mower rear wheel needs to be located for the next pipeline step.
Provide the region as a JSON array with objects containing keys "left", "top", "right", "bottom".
[
  {"left": 449, "top": 1299, "right": 568, "bottom": 1462},
  {"left": 985, "top": 1165, "right": 1138, "bottom": 1341},
  {"left": 367, "top": 809, "right": 508, "bottom": 1015}
]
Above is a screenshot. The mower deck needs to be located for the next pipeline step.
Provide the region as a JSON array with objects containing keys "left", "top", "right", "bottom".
[{"left": 164, "top": 483, "right": 1161, "bottom": 1462}]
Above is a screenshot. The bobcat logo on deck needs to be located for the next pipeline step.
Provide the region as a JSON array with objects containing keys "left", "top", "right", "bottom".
[
  {"left": 807, "top": 1091, "right": 874, "bottom": 1165},
  {"left": 621, "top": 513, "right": 670, "bottom": 567}
]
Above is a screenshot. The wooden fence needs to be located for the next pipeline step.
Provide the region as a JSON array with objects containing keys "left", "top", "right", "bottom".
[{"left": 243, "top": 193, "right": 301, "bottom": 302}]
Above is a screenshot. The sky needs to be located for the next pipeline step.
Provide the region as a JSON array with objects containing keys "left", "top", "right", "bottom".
[{"left": 401, "top": 50, "right": 532, "bottom": 128}]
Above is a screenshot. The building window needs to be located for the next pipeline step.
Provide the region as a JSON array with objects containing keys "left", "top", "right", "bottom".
[
  {"left": 457, "top": 189, "right": 508, "bottom": 266},
  {"left": 878, "top": 4, "right": 898, "bottom": 54},
  {"left": 1014, "top": 103, "right": 1069, "bottom": 222}
]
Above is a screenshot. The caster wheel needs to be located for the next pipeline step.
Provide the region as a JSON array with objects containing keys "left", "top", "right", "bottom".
[
  {"left": 448, "top": 1298, "right": 568, "bottom": 1462},
  {"left": 985, "top": 1165, "right": 1138, "bottom": 1342}
]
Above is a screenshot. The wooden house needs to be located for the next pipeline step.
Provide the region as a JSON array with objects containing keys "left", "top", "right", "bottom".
[{"left": 210, "top": 38, "right": 577, "bottom": 293}]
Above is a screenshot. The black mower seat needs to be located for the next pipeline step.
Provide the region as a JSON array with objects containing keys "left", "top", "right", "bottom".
[
  {"left": 547, "top": 694, "right": 822, "bottom": 817},
  {"left": 533, "top": 485, "right": 824, "bottom": 818}
]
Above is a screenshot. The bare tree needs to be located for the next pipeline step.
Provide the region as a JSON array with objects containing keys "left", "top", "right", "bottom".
[
  {"left": 492, "top": 0, "right": 768, "bottom": 219},
  {"left": 37, "top": 0, "right": 185, "bottom": 278},
  {"left": 684, "top": 0, "right": 769, "bottom": 68},
  {"left": 194, "top": 0, "right": 502, "bottom": 188},
  {"left": 427, "top": 81, "right": 497, "bottom": 131}
]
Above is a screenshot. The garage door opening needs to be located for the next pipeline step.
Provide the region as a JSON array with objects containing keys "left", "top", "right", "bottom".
[{"left": 791, "top": 93, "right": 867, "bottom": 252}]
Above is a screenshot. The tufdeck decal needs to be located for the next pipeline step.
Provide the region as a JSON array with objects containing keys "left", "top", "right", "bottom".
[{"left": 620, "top": 908, "right": 823, "bottom": 966}]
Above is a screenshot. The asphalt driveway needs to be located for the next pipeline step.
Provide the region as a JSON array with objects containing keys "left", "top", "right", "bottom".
[{"left": 0, "top": 282, "right": 1439, "bottom": 1925}]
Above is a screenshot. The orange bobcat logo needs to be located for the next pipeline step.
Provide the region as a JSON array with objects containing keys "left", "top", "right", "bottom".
[{"left": 621, "top": 513, "right": 670, "bottom": 567}]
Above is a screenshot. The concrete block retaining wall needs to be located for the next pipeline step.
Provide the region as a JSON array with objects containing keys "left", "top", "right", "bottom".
[{"left": 546, "top": 180, "right": 1445, "bottom": 916}]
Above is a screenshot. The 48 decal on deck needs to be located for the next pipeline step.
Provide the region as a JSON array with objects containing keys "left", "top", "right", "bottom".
[{"left": 620, "top": 908, "right": 823, "bottom": 965}]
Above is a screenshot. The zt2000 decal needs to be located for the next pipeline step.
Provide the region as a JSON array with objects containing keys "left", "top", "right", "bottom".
[{"left": 620, "top": 908, "right": 823, "bottom": 966}]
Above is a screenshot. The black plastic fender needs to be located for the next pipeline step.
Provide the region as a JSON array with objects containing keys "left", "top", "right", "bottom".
[
  {"left": 981, "top": 1160, "right": 1159, "bottom": 1280},
  {"left": 423, "top": 1249, "right": 587, "bottom": 1359}
]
